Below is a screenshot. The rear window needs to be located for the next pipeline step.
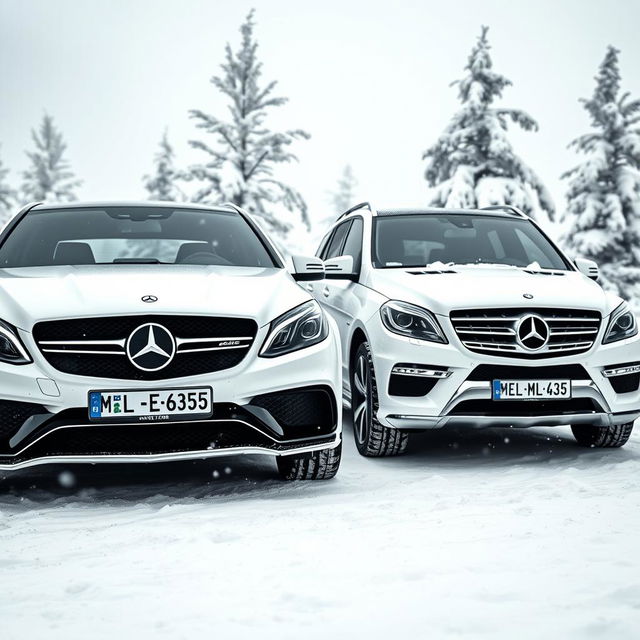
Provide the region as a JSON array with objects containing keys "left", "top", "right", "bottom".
[
  {"left": 372, "top": 214, "right": 569, "bottom": 270},
  {"left": 0, "top": 206, "right": 278, "bottom": 268}
]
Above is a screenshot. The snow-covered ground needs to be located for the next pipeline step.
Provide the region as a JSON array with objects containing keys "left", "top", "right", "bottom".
[{"left": 1, "top": 419, "right": 639, "bottom": 639}]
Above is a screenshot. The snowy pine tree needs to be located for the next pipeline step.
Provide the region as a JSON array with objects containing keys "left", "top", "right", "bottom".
[
  {"left": 0, "top": 148, "right": 16, "bottom": 223},
  {"left": 144, "top": 131, "right": 184, "bottom": 201},
  {"left": 562, "top": 46, "right": 640, "bottom": 298},
  {"left": 187, "top": 10, "right": 310, "bottom": 237},
  {"left": 423, "top": 26, "right": 554, "bottom": 222},
  {"left": 329, "top": 165, "right": 357, "bottom": 215},
  {"left": 22, "top": 115, "right": 81, "bottom": 202}
]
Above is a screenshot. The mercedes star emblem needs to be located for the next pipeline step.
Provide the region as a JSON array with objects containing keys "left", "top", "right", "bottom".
[
  {"left": 141, "top": 295, "right": 158, "bottom": 303},
  {"left": 523, "top": 293, "right": 534, "bottom": 299},
  {"left": 126, "top": 323, "right": 176, "bottom": 371},
  {"left": 516, "top": 315, "right": 550, "bottom": 351}
]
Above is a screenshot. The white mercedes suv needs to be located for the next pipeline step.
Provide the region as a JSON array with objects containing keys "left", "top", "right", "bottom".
[
  {"left": 312, "top": 203, "right": 640, "bottom": 457},
  {"left": 0, "top": 201, "right": 341, "bottom": 480}
]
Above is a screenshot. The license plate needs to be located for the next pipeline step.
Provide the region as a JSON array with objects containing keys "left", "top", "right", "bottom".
[
  {"left": 492, "top": 380, "right": 572, "bottom": 400},
  {"left": 88, "top": 387, "right": 213, "bottom": 422}
]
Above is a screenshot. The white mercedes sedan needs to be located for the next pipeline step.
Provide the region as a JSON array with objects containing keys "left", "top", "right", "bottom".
[{"left": 0, "top": 201, "right": 341, "bottom": 480}]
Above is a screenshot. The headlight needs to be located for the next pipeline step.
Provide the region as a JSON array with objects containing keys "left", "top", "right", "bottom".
[
  {"left": 260, "top": 300, "right": 329, "bottom": 357},
  {"left": 603, "top": 303, "right": 638, "bottom": 344},
  {"left": 380, "top": 301, "right": 447, "bottom": 344},
  {"left": 0, "top": 319, "right": 31, "bottom": 364}
]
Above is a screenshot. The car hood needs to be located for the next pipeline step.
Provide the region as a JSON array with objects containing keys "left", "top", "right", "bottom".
[
  {"left": 0, "top": 265, "right": 309, "bottom": 331},
  {"left": 368, "top": 265, "right": 621, "bottom": 317}
]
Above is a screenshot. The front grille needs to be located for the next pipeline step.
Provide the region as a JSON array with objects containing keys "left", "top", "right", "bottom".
[
  {"left": 450, "top": 308, "right": 601, "bottom": 359},
  {"left": 33, "top": 315, "right": 258, "bottom": 380}
]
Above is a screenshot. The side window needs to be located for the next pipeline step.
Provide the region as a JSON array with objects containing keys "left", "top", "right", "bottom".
[
  {"left": 324, "top": 221, "right": 351, "bottom": 260},
  {"left": 340, "top": 217, "right": 363, "bottom": 272}
]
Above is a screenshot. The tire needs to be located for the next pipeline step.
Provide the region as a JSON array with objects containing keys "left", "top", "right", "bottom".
[
  {"left": 276, "top": 443, "right": 341, "bottom": 480},
  {"left": 571, "top": 422, "right": 634, "bottom": 448},
  {"left": 350, "top": 341, "right": 408, "bottom": 457}
]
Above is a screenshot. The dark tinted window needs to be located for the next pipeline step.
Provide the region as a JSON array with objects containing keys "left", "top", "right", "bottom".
[
  {"left": 324, "top": 222, "right": 351, "bottom": 260},
  {"left": 316, "top": 231, "right": 333, "bottom": 259},
  {"left": 341, "top": 217, "right": 363, "bottom": 271},
  {"left": 0, "top": 206, "right": 277, "bottom": 268},
  {"left": 373, "top": 215, "right": 569, "bottom": 270}
]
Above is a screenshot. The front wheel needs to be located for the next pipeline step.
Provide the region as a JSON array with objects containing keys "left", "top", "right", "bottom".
[
  {"left": 276, "top": 444, "right": 341, "bottom": 480},
  {"left": 571, "top": 422, "right": 634, "bottom": 448},
  {"left": 351, "top": 342, "right": 408, "bottom": 457}
]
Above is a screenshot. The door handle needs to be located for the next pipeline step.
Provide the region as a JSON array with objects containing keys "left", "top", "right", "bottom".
[
  {"left": 305, "top": 284, "right": 314, "bottom": 292},
  {"left": 322, "top": 286, "right": 330, "bottom": 298}
]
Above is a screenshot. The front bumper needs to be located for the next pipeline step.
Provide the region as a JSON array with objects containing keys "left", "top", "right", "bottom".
[
  {"left": 365, "top": 314, "right": 640, "bottom": 431},
  {"left": 0, "top": 322, "right": 342, "bottom": 471}
]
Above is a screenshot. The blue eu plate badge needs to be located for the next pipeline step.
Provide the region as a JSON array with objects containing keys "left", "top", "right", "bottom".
[{"left": 89, "top": 392, "right": 102, "bottom": 418}]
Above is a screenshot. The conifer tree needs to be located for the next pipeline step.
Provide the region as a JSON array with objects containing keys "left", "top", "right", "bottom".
[
  {"left": 22, "top": 114, "right": 81, "bottom": 202},
  {"left": 144, "top": 131, "right": 184, "bottom": 201},
  {"left": 330, "top": 165, "right": 358, "bottom": 215},
  {"left": 187, "top": 10, "right": 310, "bottom": 237},
  {"left": 0, "top": 148, "right": 16, "bottom": 222},
  {"left": 562, "top": 46, "right": 640, "bottom": 297},
  {"left": 423, "top": 26, "right": 554, "bottom": 221}
]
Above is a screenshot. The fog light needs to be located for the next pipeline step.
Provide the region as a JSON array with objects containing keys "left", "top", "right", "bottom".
[
  {"left": 391, "top": 365, "right": 451, "bottom": 378},
  {"left": 602, "top": 363, "right": 640, "bottom": 377}
]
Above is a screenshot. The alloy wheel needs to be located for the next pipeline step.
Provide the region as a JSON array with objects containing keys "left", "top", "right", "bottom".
[{"left": 353, "top": 353, "right": 370, "bottom": 444}]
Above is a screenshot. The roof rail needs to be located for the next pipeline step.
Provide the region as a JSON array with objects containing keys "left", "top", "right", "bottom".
[
  {"left": 480, "top": 205, "right": 528, "bottom": 219},
  {"left": 336, "top": 201, "right": 376, "bottom": 222},
  {"left": 221, "top": 201, "right": 245, "bottom": 214}
]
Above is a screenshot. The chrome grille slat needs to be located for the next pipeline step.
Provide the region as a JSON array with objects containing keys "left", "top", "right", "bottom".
[
  {"left": 37, "top": 336, "right": 253, "bottom": 356},
  {"left": 455, "top": 328, "right": 516, "bottom": 336},
  {"left": 450, "top": 308, "right": 601, "bottom": 359}
]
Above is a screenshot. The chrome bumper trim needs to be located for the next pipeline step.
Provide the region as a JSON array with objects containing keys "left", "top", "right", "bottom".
[
  {"left": 384, "top": 412, "right": 640, "bottom": 430},
  {"left": 6, "top": 418, "right": 336, "bottom": 458},
  {"left": 0, "top": 438, "right": 341, "bottom": 471}
]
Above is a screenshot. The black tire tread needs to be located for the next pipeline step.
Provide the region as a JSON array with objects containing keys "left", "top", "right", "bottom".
[
  {"left": 353, "top": 342, "right": 408, "bottom": 457},
  {"left": 571, "top": 422, "right": 634, "bottom": 448},
  {"left": 276, "top": 443, "right": 342, "bottom": 480}
]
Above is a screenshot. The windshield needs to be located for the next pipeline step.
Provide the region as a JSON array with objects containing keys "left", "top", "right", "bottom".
[
  {"left": 372, "top": 214, "right": 570, "bottom": 270},
  {"left": 0, "top": 206, "right": 278, "bottom": 268}
]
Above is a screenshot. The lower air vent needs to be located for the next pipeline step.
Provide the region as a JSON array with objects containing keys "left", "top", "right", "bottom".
[
  {"left": 449, "top": 398, "right": 602, "bottom": 416},
  {"left": 609, "top": 374, "right": 640, "bottom": 394},
  {"left": 467, "top": 364, "right": 590, "bottom": 381},
  {"left": 250, "top": 387, "right": 336, "bottom": 432},
  {"left": 389, "top": 376, "right": 437, "bottom": 397},
  {"left": 0, "top": 401, "right": 48, "bottom": 443}
]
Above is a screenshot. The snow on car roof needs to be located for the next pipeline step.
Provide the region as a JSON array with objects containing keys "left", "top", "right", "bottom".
[
  {"left": 376, "top": 207, "right": 516, "bottom": 217},
  {"left": 31, "top": 201, "right": 238, "bottom": 213}
]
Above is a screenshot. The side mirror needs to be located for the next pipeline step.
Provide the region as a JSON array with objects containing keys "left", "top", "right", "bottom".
[
  {"left": 291, "top": 255, "right": 324, "bottom": 282},
  {"left": 324, "top": 256, "right": 357, "bottom": 281},
  {"left": 575, "top": 258, "right": 599, "bottom": 281}
]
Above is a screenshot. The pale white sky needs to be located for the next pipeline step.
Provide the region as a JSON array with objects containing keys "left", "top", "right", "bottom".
[{"left": 1, "top": 0, "right": 639, "bottom": 234}]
